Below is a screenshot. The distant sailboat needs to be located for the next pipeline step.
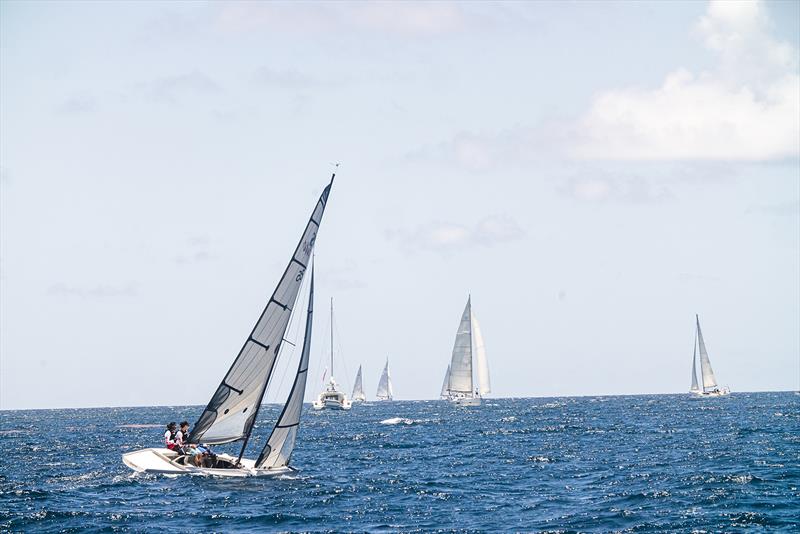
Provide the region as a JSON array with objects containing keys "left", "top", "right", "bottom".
[
  {"left": 690, "top": 314, "right": 730, "bottom": 397},
  {"left": 376, "top": 358, "right": 393, "bottom": 401},
  {"left": 312, "top": 299, "right": 352, "bottom": 410},
  {"left": 122, "top": 174, "right": 334, "bottom": 476},
  {"left": 443, "top": 295, "right": 490, "bottom": 406},
  {"left": 351, "top": 365, "right": 366, "bottom": 403},
  {"left": 439, "top": 364, "right": 450, "bottom": 399}
]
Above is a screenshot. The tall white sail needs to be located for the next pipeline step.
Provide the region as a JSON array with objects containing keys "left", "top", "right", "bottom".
[
  {"left": 376, "top": 359, "right": 393, "bottom": 400},
  {"left": 471, "top": 312, "right": 491, "bottom": 396},
  {"left": 189, "top": 179, "right": 333, "bottom": 445},
  {"left": 690, "top": 328, "right": 700, "bottom": 393},
  {"left": 257, "top": 265, "right": 315, "bottom": 469},
  {"left": 696, "top": 315, "right": 717, "bottom": 390},
  {"left": 448, "top": 297, "right": 473, "bottom": 395},
  {"left": 440, "top": 365, "right": 450, "bottom": 398},
  {"left": 352, "top": 365, "right": 365, "bottom": 402}
]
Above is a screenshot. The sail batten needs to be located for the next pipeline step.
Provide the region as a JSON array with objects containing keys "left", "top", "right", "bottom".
[
  {"left": 188, "top": 179, "right": 333, "bottom": 446},
  {"left": 448, "top": 297, "right": 473, "bottom": 394},
  {"left": 257, "top": 265, "right": 316, "bottom": 469}
]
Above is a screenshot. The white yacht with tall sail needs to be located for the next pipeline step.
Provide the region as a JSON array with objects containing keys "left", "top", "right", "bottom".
[
  {"left": 122, "top": 174, "right": 335, "bottom": 477},
  {"left": 690, "top": 314, "right": 730, "bottom": 397},
  {"left": 351, "top": 365, "right": 366, "bottom": 403},
  {"left": 376, "top": 358, "right": 393, "bottom": 401},
  {"left": 312, "top": 299, "right": 352, "bottom": 410},
  {"left": 443, "top": 295, "right": 490, "bottom": 406}
]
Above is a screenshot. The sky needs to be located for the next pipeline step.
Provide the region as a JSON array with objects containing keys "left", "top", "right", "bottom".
[{"left": 1, "top": 0, "right": 798, "bottom": 410}]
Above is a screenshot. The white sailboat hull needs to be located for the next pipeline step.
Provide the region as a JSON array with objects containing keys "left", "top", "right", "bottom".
[
  {"left": 449, "top": 396, "right": 481, "bottom": 407},
  {"left": 692, "top": 387, "right": 730, "bottom": 397},
  {"left": 121, "top": 448, "right": 294, "bottom": 477},
  {"left": 312, "top": 388, "right": 352, "bottom": 410}
]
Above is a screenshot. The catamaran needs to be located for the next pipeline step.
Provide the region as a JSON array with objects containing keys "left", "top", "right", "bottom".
[
  {"left": 351, "top": 365, "right": 366, "bottom": 403},
  {"left": 122, "top": 175, "right": 334, "bottom": 477},
  {"left": 443, "top": 295, "right": 490, "bottom": 406},
  {"left": 376, "top": 358, "right": 393, "bottom": 401},
  {"left": 690, "top": 314, "right": 730, "bottom": 397},
  {"left": 312, "top": 299, "right": 352, "bottom": 410}
]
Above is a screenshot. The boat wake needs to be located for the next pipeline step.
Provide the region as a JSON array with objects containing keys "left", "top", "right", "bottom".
[{"left": 380, "top": 417, "right": 415, "bottom": 425}]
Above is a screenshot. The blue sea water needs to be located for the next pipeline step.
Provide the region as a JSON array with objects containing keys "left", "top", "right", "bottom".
[{"left": 1, "top": 392, "right": 798, "bottom": 532}]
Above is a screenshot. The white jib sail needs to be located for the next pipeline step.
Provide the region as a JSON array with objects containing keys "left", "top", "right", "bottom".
[
  {"left": 189, "top": 180, "right": 333, "bottom": 445},
  {"left": 696, "top": 315, "right": 717, "bottom": 390},
  {"left": 376, "top": 359, "right": 392, "bottom": 400},
  {"left": 440, "top": 365, "right": 450, "bottom": 398},
  {"left": 471, "top": 311, "right": 491, "bottom": 396},
  {"left": 448, "top": 297, "right": 473, "bottom": 395},
  {"left": 257, "top": 264, "right": 315, "bottom": 469},
  {"left": 352, "top": 365, "right": 365, "bottom": 401},
  {"left": 690, "top": 328, "right": 700, "bottom": 393}
]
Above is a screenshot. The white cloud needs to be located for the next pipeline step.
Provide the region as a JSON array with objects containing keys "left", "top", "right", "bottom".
[
  {"left": 573, "top": 0, "right": 799, "bottom": 161},
  {"left": 389, "top": 215, "right": 524, "bottom": 253}
]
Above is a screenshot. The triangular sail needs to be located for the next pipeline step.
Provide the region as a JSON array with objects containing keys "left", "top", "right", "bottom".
[
  {"left": 471, "top": 311, "right": 491, "bottom": 396},
  {"left": 189, "top": 178, "right": 333, "bottom": 445},
  {"left": 448, "top": 297, "right": 473, "bottom": 395},
  {"left": 690, "top": 328, "right": 700, "bottom": 393},
  {"left": 256, "top": 265, "right": 315, "bottom": 469},
  {"left": 376, "top": 359, "right": 392, "bottom": 400},
  {"left": 352, "top": 365, "right": 365, "bottom": 401},
  {"left": 696, "top": 315, "right": 717, "bottom": 390},
  {"left": 440, "top": 365, "right": 450, "bottom": 398}
]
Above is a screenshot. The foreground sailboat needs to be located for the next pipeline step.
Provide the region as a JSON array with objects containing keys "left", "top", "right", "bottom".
[
  {"left": 312, "top": 299, "right": 352, "bottom": 410},
  {"left": 690, "top": 314, "right": 730, "bottom": 397},
  {"left": 122, "top": 176, "right": 334, "bottom": 477},
  {"left": 351, "top": 365, "right": 366, "bottom": 403},
  {"left": 376, "top": 358, "right": 393, "bottom": 401},
  {"left": 443, "top": 296, "right": 490, "bottom": 406}
]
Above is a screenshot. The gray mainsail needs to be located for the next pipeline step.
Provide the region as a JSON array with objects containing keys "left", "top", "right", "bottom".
[
  {"left": 189, "top": 177, "right": 334, "bottom": 446},
  {"left": 690, "top": 328, "right": 700, "bottom": 393},
  {"left": 696, "top": 314, "right": 717, "bottom": 390},
  {"left": 256, "top": 266, "right": 315, "bottom": 469},
  {"left": 447, "top": 297, "right": 473, "bottom": 395}
]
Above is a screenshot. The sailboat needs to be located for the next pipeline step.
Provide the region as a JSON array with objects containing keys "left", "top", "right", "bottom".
[
  {"left": 690, "top": 314, "right": 730, "bottom": 397},
  {"left": 312, "top": 299, "right": 352, "bottom": 410},
  {"left": 439, "top": 364, "right": 450, "bottom": 399},
  {"left": 376, "top": 358, "right": 393, "bottom": 401},
  {"left": 443, "top": 295, "right": 490, "bottom": 406},
  {"left": 122, "top": 175, "right": 334, "bottom": 477},
  {"left": 351, "top": 365, "right": 366, "bottom": 403}
]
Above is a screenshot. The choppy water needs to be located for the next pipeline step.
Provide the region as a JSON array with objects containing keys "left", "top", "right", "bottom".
[{"left": 1, "top": 393, "right": 798, "bottom": 532}]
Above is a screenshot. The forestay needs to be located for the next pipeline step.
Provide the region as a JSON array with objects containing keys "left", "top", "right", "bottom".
[
  {"left": 257, "top": 266, "right": 315, "bottom": 469},
  {"left": 472, "top": 312, "right": 491, "bottom": 396},
  {"left": 696, "top": 315, "right": 717, "bottom": 390},
  {"left": 189, "top": 180, "right": 333, "bottom": 445},
  {"left": 448, "top": 297, "right": 473, "bottom": 394}
]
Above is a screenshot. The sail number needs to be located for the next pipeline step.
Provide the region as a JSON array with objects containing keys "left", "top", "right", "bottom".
[{"left": 301, "top": 233, "right": 317, "bottom": 256}]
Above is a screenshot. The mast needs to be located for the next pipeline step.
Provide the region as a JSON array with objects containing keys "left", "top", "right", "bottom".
[
  {"left": 468, "top": 295, "right": 474, "bottom": 399},
  {"left": 330, "top": 298, "right": 334, "bottom": 379}
]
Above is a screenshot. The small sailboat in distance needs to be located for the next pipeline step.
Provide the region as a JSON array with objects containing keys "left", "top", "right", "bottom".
[
  {"left": 122, "top": 174, "right": 334, "bottom": 477},
  {"left": 443, "top": 295, "right": 490, "bottom": 406},
  {"left": 351, "top": 365, "right": 366, "bottom": 403},
  {"left": 312, "top": 299, "right": 352, "bottom": 410},
  {"left": 376, "top": 358, "right": 393, "bottom": 401},
  {"left": 690, "top": 314, "right": 730, "bottom": 397}
]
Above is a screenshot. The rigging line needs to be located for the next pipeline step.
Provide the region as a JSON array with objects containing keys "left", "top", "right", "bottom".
[{"left": 331, "top": 312, "right": 352, "bottom": 393}]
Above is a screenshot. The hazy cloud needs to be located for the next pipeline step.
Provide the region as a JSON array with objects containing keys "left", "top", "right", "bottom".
[
  {"left": 47, "top": 283, "right": 138, "bottom": 298},
  {"left": 559, "top": 175, "right": 673, "bottom": 204},
  {"left": 389, "top": 215, "right": 525, "bottom": 253},
  {"left": 151, "top": 71, "right": 222, "bottom": 103},
  {"left": 572, "top": 0, "right": 799, "bottom": 161},
  {"left": 746, "top": 200, "right": 800, "bottom": 216},
  {"left": 175, "top": 235, "right": 216, "bottom": 264},
  {"left": 55, "top": 95, "right": 98, "bottom": 115},
  {"left": 252, "top": 67, "right": 320, "bottom": 89}
]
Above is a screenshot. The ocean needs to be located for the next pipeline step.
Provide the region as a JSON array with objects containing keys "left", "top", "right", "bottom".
[{"left": 1, "top": 392, "right": 798, "bottom": 532}]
